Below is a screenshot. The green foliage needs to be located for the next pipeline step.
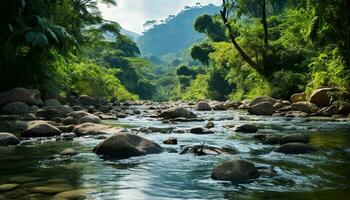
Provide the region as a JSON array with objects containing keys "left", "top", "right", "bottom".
[
  {"left": 190, "top": 42, "right": 214, "bottom": 65},
  {"left": 194, "top": 14, "right": 227, "bottom": 42}
]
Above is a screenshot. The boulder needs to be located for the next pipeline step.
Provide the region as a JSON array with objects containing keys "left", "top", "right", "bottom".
[
  {"left": 180, "top": 145, "right": 237, "bottom": 156},
  {"left": 0, "top": 132, "right": 20, "bottom": 146},
  {"left": 211, "top": 160, "right": 260, "bottom": 182},
  {"left": 275, "top": 142, "right": 315, "bottom": 154},
  {"left": 212, "top": 103, "right": 227, "bottom": 110},
  {"left": 309, "top": 87, "right": 336, "bottom": 107},
  {"left": 163, "top": 137, "right": 177, "bottom": 145},
  {"left": 68, "top": 111, "right": 102, "bottom": 124},
  {"left": 62, "top": 117, "right": 76, "bottom": 125},
  {"left": 79, "top": 95, "right": 98, "bottom": 106},
  {"left": 159, "top": 107, "right": 197, "bottom": 119},
  {"left": 0, "top": 88, "right": 43, "bottom": 106},
  {"left": 291, "top": 102, "right": 318, "bottom": 113},
  {"left": 235, "top": 124, "right": 258, "bottom": 133},
  {"left": 263, "top": 135, "right": 281, "bottom": 145},
  {"left": 36, "top": 108, "right": 61, "bottom": 120},
  {"left": 189, "top": 127, "right": 214, "bottom": 134},
  {"left": 273, "top": 102, "right": 283, "bottom": 110},
  {"left": 279, "top": 134, "right": 309, "bottom": 145},
  {"left": 317, "top": 105, "right": 339, "bottom": 117},
  {"left": 205, "top": 121, "right": 215, "bottom": 129},
  {"left": 44, "top": 99, "right": 61, "bottom": 107},
  {"left": 196, "top": 101, "right": 211, "bottom": 111},
  {"left": 1, "top": 102, "right": 31, "bottom": 114},
  {"left": 93, "top": 133, "right": 162, "bottom": 159},
  {"left": 22, "top": 121, "right": 61, "bottom": 137},
  {"left": 338, "top": 102, "right": 350, "bottom": 115},
  {"left": 248, "top": 102, "right": 275, "bottom": 115},
  {"left": 74, "top": 123, "right": 121, "bottom": 136},
  {"left": 290, "top": 92, "right": 306, "bottom": 103},
  {"left": 250, "top": 96, "right": 277, "bottom": 106}
]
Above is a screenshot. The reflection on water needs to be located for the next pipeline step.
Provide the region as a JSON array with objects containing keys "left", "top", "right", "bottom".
[{"left": 0, "top": 107, "right": 350, "bottom": 199}]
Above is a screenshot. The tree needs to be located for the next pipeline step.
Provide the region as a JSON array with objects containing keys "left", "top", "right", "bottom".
[
  {"left": 190, "top": 42, "right": 214, "bottom": 65},
  {"left": 194, "top": 14, "right": 227, "bottom": 42}
]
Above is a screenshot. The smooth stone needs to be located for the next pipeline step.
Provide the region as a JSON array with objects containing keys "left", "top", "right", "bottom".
[
  {"left": 235, "top": 124, "right": 258, "bottom": 133},
  {"left": 53, "top": 189, "right": 94, "bottom": 200},
  {"left": 0, "top": 88, "right": 43, "bottom": 106},
  {"left": 279, "top": 134, "right": 309, "bottom": 145},
  {"left": 74, "top": 123, "right": 122, "bottom": 136},
  {"left": 22, "top": 120, "right": 61, "bottom": 137},
  {"left": 275, "top": 142, "right": 315, "bottom": 154},
  {"left": 291, "top": 102, "right": 318, "bottom": 113},
  {"left": 310, "top": 87, "right": 335, "bottom": 107},
  {"left": 0, "top": 132, "right": 20, "bottom": 146},
  {"left": 196, "top": 101, "right": 212, "bottom": 111},
  {"left": 9, "top": 176, "right": 43, "bottom": 183},
  {"left": 205, "top": 121, "right": 214, "bottom": 129},
  {"left": 31, "top": 184, "right": 73, "bottom": 194},
  {"left": 211, "top": 160, "right": 260, "bottom": 182},
  {"left": 163, "top": 137, "right": 178, "bottom": 145},
  {"left": 159, "top": 107, "right": 197, "bottom": 119},
  {"left": 1, "top": 102, "right": 31, "bottom": 114},
  {"left": 248, "top": 102, "right": 275, "bottom": 115},
  {"left": 250, "top": 96, "right": 277, "bottom": 106},
  {"left": 60, "top": 148, "right": 78, "bottom": 156}
]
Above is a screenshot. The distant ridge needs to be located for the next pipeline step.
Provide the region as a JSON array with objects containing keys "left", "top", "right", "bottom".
[{"left": 137, "top": 4, "right": 220, "bottom": 56}]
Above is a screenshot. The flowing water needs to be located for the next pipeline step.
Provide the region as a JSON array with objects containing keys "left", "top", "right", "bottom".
[{"left": 1, "top": 106, "right": 350, "bottom": 199}]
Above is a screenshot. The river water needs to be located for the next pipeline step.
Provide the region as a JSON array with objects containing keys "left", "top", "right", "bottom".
[{"left": 1, "top": 106, "right": 350, "bottom": 199}]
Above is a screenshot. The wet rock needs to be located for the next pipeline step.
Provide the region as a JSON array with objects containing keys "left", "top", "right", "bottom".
[
  {"left": 93, "top": 133, "right": 162, "bottom": 159},
  {"left": 317, "top": 105, "right": 339, "bottom": 117},
  {"left": 22, "top": 121, "right": 61, "bottom": 137},
  {"left": 68, "top": 111, "right": 102, "bottom": 124},
  {"left": 0, "top": 88, "right": 43, "bottom": 106},
  {"left": 57, "top": 125, "right": 74, "bottom": 133},
  {"left": 285, "top": 111, "right": 309, "bottom": 117},
  {"left": 0, "top": 184, "right": 19, "bottom": 191},
  {"left": 62, "top": 117, "right": 76, "bottom": 125},
  {"left": 79, "top": 95, "right": 98, "bottom": 106},
  {"left": 117, "top": 113, "right": 128, "bottom": 118},
  {"left": 1, "top": 102, "right": 31, "bottom": 115},
  {"left": 0, "top": 132, "right": 20, "bottom": 146},
  {"left": 31, "top": 184, "right": 73, "bottom": 194},
  {"left": 56, "top": 133, "right": 76, "bottom": 141},
  {"left": 163, "top": 137, "right": 177, "bottom": 145},
  {"left": 211, "top": 160, "right": 260, "bottom": 182},
  {"left": 248, "top": 102, "right": 275, "bottom": 115},
  {"left": 60, "top": 148, "right": 78, "bottom": 156},
  {"left": 36, "top": 108, "right": 61, "bottom": 120},
  {"left": 9, "top": 176, "right": 43, "bottom": 183},
  {"left": 275, "top": 142, "right": 315, "bottom": 154},
  {"left": 180, "top": 145, "right": 237, "bottom": 156},
  {"left": 250, "top": 96, "right": 277, "bottom": 106},
  {"left": 290, "top": 92, "right": 306, "bottom": 103},
  {"left": 310, "top": 87, "right": 336, "bottom": 107},
  {"left": 171, "top": 117, "right": 204, "bottom": 122},
  {"left": 159, "top": 107, "right": 197, "bottom": 119},
  {"left": 190, "top": 127, "right": 214, "bottom": 134},
  {"left": 205, "top": 121, "right": 214, "bottom": 129},
  {"left": 196, "top": 101, "right": 212, "bottom": 111},
  {"left": 263, "top": 135, "right": 282, "bottom": 145},
  {"left": 53, "top": 189, "right": 94, "bottom": 200},
  {"left": 273, "top": 102, "right": 284, "bottom": 110},
  {"left": 212, "top": 103, "right": 227, "bottom": 110},
  {"left": 139, "top": 127, "right": 175, "bottom": 134},
  {"left": 339, "top": 102, "right": 350, "bottom": 115},
  {"left": 279, "top": 134, "right": 309, "bottom": 144},
  {"left": 291, "top": 102, "right": 318, "bottom": 113},
  {"left": 278, "top": 106, "right": 293, "bottom": 112},
  {"left": 72, "top": 105, "right": 85, "bottom": 111},
  {"left": 74, "top": 123, "right": 121, "bottom": 136},
  {"left": 235, "top": 124, "right": 258, "bottom": 133}
]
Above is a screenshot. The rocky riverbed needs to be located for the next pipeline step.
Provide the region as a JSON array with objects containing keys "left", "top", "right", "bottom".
[{"left": 0, "top": 88, "right": 350, "bottom": 199}]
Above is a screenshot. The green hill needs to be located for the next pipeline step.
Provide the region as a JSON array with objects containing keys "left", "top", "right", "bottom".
[{"left": 137, "top": 4, "right": 220, "bottom": 56}]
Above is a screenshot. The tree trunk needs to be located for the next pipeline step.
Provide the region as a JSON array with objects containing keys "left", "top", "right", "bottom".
[
  {"left": 220, "top": 0, "right": 265, "bottom": 76},
  {"left": 344, "top": 0, "right": 350, "bottom": 67},
  {"left": 261, "top": 0, "right": 269, "bottom": 66}
]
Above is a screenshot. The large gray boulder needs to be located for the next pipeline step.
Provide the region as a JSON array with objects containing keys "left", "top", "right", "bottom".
[
  {"left": 159, "top": 107, "right": 197, "bottom": 119},
  {"left": 93, "top": 133, "right": 162, "bottom": 159},
  {"left": 309, "top": 87, "right": 336, "bottom": 107},
  {"left": 211, "top": 160, "right": 260, "bottom": 182},
  {"left": 1, "top": 102, "right": 31, "bottom": 114},
  {"left": 68, "top": 111, "right": 102, "bottom": 124},
  {"left": 0, "top": 132, "right": 20, "bottom": 146},
  {"left": 196, "top": 101, "right": 212, "bottom": 111},
  {"left": 0, "top": 88, "right": 43, "bottom": 106},
  {"left": 248, "top": 102, "right": 275, "bottom": 115},
  {"left": 22, "top": 121, "right": 61, "bottom": 137},
  {"left": 250, "top": 96, "right": 277, "bottom": 106},
  {"left": 275, "top": 142, "right": 315, "bottom": 154},
  {"left": 291, "top": 102, "right": 318, "bottom": 113}
]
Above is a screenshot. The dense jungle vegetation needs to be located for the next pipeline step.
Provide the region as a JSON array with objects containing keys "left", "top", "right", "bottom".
[{"left": 0, "top": 0, "right": 349, "bottom": 102}]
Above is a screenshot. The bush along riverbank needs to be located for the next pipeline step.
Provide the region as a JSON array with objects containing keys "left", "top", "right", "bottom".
[{"left": 0, "top": 87, "right": 350, "bottom": 199}]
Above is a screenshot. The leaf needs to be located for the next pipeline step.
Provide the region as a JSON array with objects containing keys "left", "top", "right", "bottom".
[{"left": 25, "top": 31, "right": 49, "bottom": 47}]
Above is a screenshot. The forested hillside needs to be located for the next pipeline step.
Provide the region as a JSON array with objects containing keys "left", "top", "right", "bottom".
[{"left": 137, "top": 4, "right": 219, "bottom": 56}]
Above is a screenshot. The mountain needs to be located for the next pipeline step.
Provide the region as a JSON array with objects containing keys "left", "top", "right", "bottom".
[
  {"left": 137, "top": 4, "right": 220, "bottom": 57},
  {"left": 121, "top": 29, "right": 140, "bottom": 41}
]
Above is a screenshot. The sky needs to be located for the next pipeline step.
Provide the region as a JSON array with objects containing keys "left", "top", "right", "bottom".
[{"left": 98, "top": 0, "right": 221, "bottom": 34}]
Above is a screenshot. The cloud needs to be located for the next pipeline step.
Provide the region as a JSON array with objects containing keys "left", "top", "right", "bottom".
[{"left": 99, "top": 0, "right": 221, "bottom": 34}]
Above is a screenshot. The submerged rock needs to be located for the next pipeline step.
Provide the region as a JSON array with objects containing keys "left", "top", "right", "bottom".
[
  {"left": 31, "top": 184, "right": 73, "bottom": 194},
  {"left": 22, "top": 121, "right": 61, "bottom": 137},
  {"left": 279, "top": 134, "right": 309, "bottom": 145},
  {"left": 0, "top": 132, "right": 20, "bottom": 146},
  {"left": 159, "top": 107, "right": 197, "bottom": 119},
  {"left": 190, "top": 127, "right": 214, "bottom": 134},
  {"left": 211, "top": 160, "right": 260, "bottom": 182},
  {"left": 235, "top": 124, "right": 258, "bottom": 133},
  {"left": 93, "top": 133, "right": 162, "bottom": 159},
  {"left": 179, "top": 145, "right": 237, "bottom": 156},
  {"left": 275, "top": 142, "right": 315, "bottom": 154},
  {"left": 205, "top": 121, "right": 215, "bottom": 129},
  {"left": 248, "top": 102, "right": 275, "bottom": 115},
  {"left": 60, "top": 148, "right": 78, "bottom": 156},
  {"left": 53, "top": 189, "right": 94, "bottom": 200}
]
